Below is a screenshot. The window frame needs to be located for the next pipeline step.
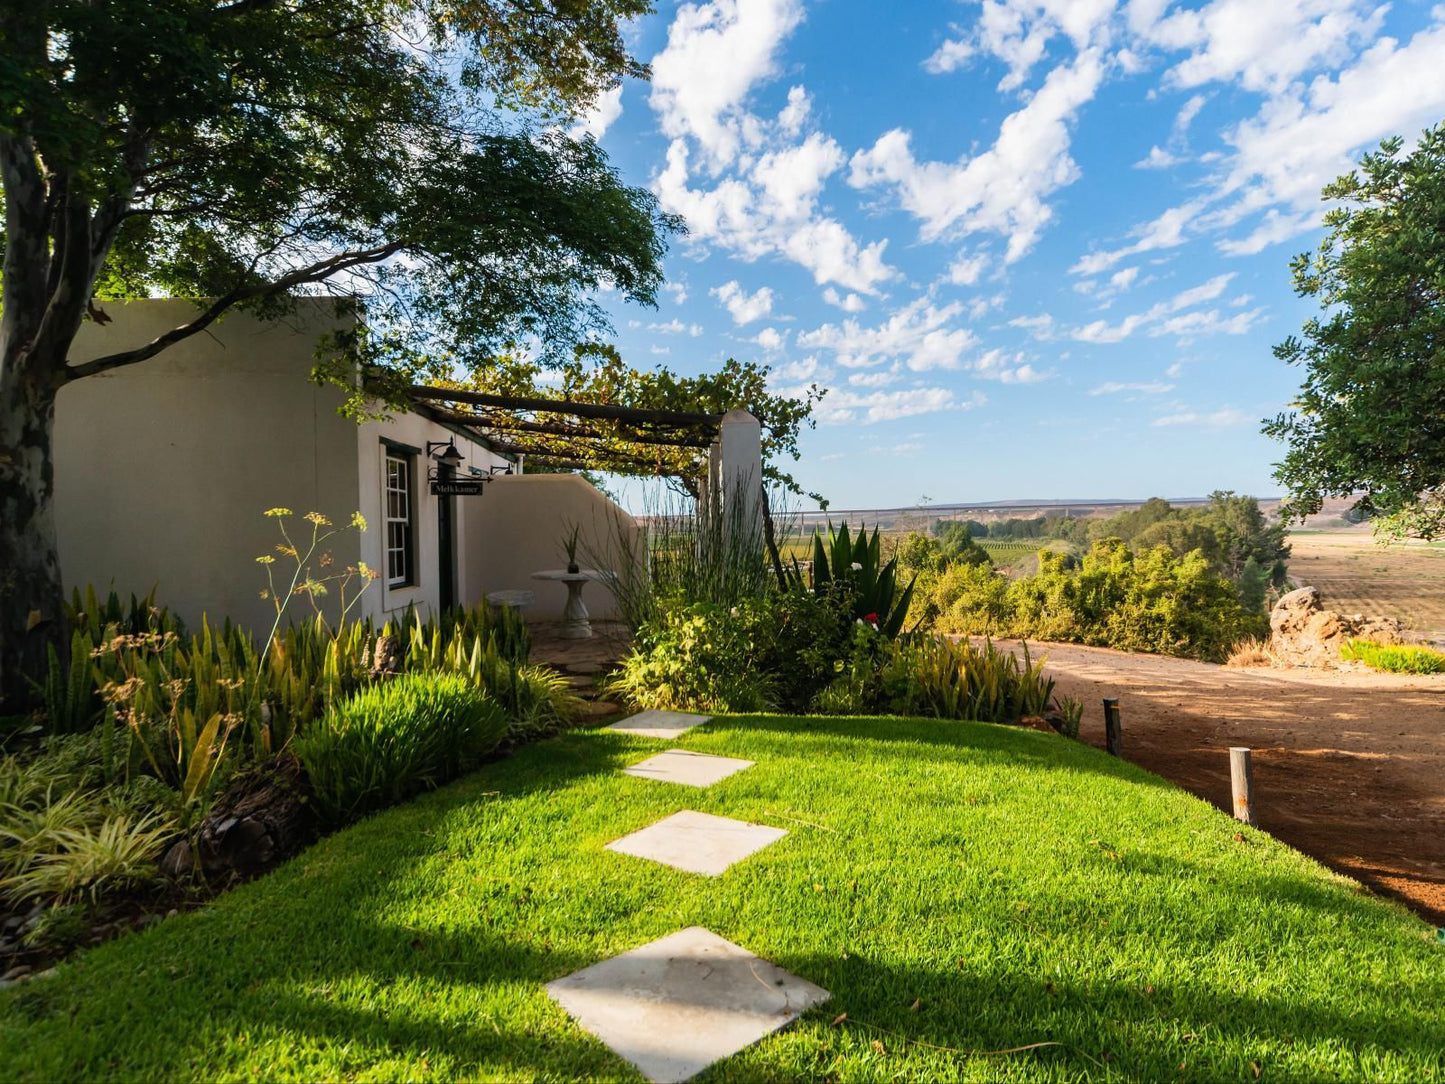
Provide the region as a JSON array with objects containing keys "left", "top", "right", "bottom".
[{"left": 382, "top": 443, "right": 418, "bottom": 589}]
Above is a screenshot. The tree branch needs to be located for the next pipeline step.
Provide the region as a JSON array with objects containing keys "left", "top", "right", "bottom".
[{"left": 63, "top": 239, "right": 410, "bottom": 381}]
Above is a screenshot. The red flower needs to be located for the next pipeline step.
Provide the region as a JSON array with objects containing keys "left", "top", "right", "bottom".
[{"left": 863, "top": 612, "right": 879, "bottom": 624}]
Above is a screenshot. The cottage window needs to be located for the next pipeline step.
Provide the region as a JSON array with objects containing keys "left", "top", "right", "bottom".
[{"left": 384, "top": 452, "right": 415, "bottom": 587}]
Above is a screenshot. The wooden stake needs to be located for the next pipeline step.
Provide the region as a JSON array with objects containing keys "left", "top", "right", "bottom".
[
  {"left": 1102, "top": 698, "right": 1122, "bottom": 756},
  {"left": 1230, "top": 747, "right": 1256, "bottom": 826}
]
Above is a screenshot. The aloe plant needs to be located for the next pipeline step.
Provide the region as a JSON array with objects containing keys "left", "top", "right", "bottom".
[{"left": 786, "top": 523, "right": 916, "bottom": 638}]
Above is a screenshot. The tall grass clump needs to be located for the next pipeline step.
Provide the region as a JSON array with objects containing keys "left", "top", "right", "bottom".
[
  {"left": 1340, "top": 639, "right": 1445, "bottom": 674},
  {"left": 295, "top": 673, "right": 509, "bottom": 825}
]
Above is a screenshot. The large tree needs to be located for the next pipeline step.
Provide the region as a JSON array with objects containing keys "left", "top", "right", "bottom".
[
  {"left": 1266, "top": 125, "right": 1445, "bottom": 538},
  {"left": 0, "top": 0, "right": 674, "bottom": 706}
]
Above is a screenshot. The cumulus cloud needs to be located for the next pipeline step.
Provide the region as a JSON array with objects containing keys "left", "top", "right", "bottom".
[
  {"left": 798, "top": 298, "right": 979, "bottom": 372},
  {"left": 570, "top": 85, "right": 624, "bottom": 141},
  {"left": 822, "top": 287, "right": 867, "bottom": 312},
  {"left": 649, "top": 0, "right": 805, "bottom": 167},
  {"left": 711, "top": 280, "right": 775, "bottom": 324},
  {"left": 752, "top": 326, "right": 786, "bottom": 351},
  {"left": 849, "top": 50, "right": 1106, "bottom": 261},
  {"left": 648, "top": 318, "right": 704, "bottom": 336},
  {"left": 816, "top": 387, "right": 984, "bottom": 425}
]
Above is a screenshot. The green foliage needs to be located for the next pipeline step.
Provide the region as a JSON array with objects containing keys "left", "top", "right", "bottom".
[
  {"left": 607, "top": 602, "right": 779, "bottom": 714},
  {"left": 1054, "top": 695, "right": 1084, "bottom": 740},
  {"left": 929, "top": 540, "right": 1266, "bottom": 662},
  {"left": 0, "top": 777, "right": 174, "bottom": 909},
  {"left": 295, "top": 673, "right": 509, "bottom": 826},
  {"left": 895, "top": 529, "right": 992, "bottom": 626},
  {"left": 786, "top": 523, "right": 915, "bottom": 638},
  {"left": 1340, "top": 639, "right": 1445, "bottom": 674},
  {"left": 1266, "top": 126, "right": 1445, "bottom": 534}
]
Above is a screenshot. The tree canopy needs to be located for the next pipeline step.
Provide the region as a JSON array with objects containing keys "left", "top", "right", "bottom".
[
  {"left": 0, "top": 0, "right": 684, "bottom": 704},
  {"left": 1266, "top": 125, "right": 1445, "bottom": 538}
]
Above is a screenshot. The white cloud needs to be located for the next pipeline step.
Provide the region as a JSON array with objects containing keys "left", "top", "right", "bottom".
[
  {"left": 648, "top": 318, "right": 704, "bottom": 336},
  {"left": 570, "top": 85, "right": 624, "bottom": 141},
  {"left": 662, "top": 281, "right": 689, "bottom": 304},
  {"left": 1069, "top": 273, "right": 1246, "bottom": 341},
  {"left": 923, "top": 36, "right": 974, "bottom": 74},
  {"left": 1138, "top": 0, "right": 1388, "bottom": 93},
  {"left": 1135, "top": 145, "right": 1183, "bottom": 169},
  {"left": 1151, "top": 406, "right": 1251, "bottom": 428},
  {"left": 947, "top": 251, "right": 989, "bottom": 285},
  {"left": 752, "top": 326, "right": 785, "bottom": 351},
  {"left": 711, "top": 279, "right": 775, "bottom": 324},
  {"left": 1084, "top": 19, "right": 1445, "bottom": 268},
  {"left": 974, "top": 348, "right": 1050, "bottom": 384},
  {"left": 1165, "top": 361, "right": 1184, "bottom": 378},
  {"left": 798, "top": 298, "right": 978, "bottom": 372},
  {"left": 822, "top": 287, "right": 867, "bottom": 312},
  {"left": 848, "top": 368, "right": 897, "bottom": 388},
  {"left": 1008, "top": 313, "right": 1057, "bottom": 340},
  {"left": 849, "top": 50, "right": 1106, "bottom": 261},
  {"left": 817, "top": 387, "right": 983, "bottom": 425},
  {"left": 1089, "top": 380, "right": 1175, "bottom": 395},
  {"left": 649, "top": 0, "right": 805, "bottom": 167},
  {"left": 656, "top": 138, "right": 897, "bottom": 294},
  {"left": 778, "top": 85, "right": 811, "bottom": 134}
]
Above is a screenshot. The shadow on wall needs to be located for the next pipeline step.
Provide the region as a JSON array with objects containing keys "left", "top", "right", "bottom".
[{"left": 462, "top": 474, "right": 643, "bottom": 621}]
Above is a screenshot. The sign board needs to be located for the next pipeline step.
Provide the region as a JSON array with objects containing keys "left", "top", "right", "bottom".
[{"left": 430, "top": 479, "right": 488, "bottom": 496}]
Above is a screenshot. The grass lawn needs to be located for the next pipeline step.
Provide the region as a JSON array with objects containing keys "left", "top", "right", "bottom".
[{"left": 3, "top": 715, "right": 1442, "bottom": 1081}]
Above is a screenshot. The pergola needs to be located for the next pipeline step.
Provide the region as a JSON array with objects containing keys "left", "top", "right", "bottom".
[{"left": 405, "top": 385, "right": 722, "bottom": 483}]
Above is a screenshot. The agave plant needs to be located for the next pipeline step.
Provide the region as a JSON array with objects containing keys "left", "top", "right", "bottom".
[{"left": 786, "top": 523, "right": 916, "bottom": 638}]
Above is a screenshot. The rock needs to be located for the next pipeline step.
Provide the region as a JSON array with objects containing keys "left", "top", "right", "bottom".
[
  {"left": 1270, "top": 586, "right": 1407, "bottom": 666},
  {"left": 161, "top": 840, "right": 194, "bottom": 877},
  {"left": 192, "top": 754, "right": 315, "bottom": 874}
]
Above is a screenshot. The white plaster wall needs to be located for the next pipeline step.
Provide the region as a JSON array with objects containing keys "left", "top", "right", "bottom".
[
  {"left": 58, "top": 299, "right": 363, "bottom": 634},
  {"left": 57, "top": 298, "right": 516, "bottom": 634},
  {"left": 352, "top": 414, "right": 510, "bottom": 626},
  {"left": 461, "top": 474, "right": 644, "bottom": 621}
]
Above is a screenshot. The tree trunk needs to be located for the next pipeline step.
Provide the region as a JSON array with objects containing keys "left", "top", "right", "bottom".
[{"left": 0, "top": 360, "right": 64, "bottom": 713}]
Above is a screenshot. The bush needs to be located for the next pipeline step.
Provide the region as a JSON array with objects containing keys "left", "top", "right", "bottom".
[
  {"left": 1340, "top": 639, "right": 1445, "bottom": 674},
  {"left": 295, "top": 673, "right": 509, "bottom": 825},
  {"left": 927, "top": 540, "right": 1266, "bottom": 662},
  {"left": 607, "top": 602, "right": 778, "bottom": 714}
]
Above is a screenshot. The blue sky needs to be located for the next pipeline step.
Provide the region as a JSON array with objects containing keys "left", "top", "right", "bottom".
[{"left": 573, "top": 0, "right": 1445, "bottom": 510}]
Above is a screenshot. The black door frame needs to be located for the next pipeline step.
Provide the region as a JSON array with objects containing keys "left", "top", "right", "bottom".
[{"left": 436, "top": 463, "right": 457, "bottom": 613}]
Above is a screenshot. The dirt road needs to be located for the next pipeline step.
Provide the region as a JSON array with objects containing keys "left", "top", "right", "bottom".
[{"left": 1022, "top": 641, "right": 1445, "bottom": 925}]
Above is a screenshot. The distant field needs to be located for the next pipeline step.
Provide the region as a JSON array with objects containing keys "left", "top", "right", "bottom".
[{"left": 1287, "top": 531, "right": 1445, "bottom": 643}]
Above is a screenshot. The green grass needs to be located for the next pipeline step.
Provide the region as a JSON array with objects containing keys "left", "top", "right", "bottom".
[
  {"left": 3, "top": 717, "right": 1442, "bottom": 1081},
  {"left": 1340, "top": 638, "right": 1445, "bottom": 674}
]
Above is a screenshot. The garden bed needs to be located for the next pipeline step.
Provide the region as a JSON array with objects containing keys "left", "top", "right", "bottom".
[{"left": 2, "top": 715, "right": 1440, "bottom": 1080}]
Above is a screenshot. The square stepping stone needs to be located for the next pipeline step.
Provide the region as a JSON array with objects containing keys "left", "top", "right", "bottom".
[
  {"left": 623, "top": 749, "right": 754, "bottom": 788},
  {"left": 605, "top": 810, "right": 786, "bottom": 876},
  {"left": 606, "top": 710, "right": 712, "bottom": 740},
  {"left": 546, "top": 926, "right": 830, "bottom": 1083}
]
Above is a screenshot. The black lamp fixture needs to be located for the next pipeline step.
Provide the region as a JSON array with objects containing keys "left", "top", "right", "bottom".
[{"left": 426, "top": 439, "right": 465, "bottom": 469}]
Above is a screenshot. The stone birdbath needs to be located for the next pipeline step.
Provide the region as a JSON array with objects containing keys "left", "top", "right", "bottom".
[{"left": 531, "top": 569, "right": 614, "bottom": 639}]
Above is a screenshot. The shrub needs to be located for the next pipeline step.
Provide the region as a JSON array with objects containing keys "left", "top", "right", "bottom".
[
  {"left": 928, "top": 540, "right": 1266, "bottom": 662},
  {"left": 1, "top": 807, "right": 174, "bottom": 907},
  {"left": 1339, "top": 639, "right": 1445, "bottom": 674},
  {"left": 607, "top": 602, "right": 777, "bottom": 714},
  {"left": 295, "top": 673, "right": 509, "bottom": 825},
  {"left": 877, "top": 636, "right": 1054, "bottom": 724}
]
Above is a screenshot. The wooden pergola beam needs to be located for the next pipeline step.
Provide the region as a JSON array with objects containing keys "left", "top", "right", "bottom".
[
  {"left": 420, "top": 406, "right": 716, "bottom": 449},
  {"left": 408, "top": 385, "right": 722, "bottom": 429}
]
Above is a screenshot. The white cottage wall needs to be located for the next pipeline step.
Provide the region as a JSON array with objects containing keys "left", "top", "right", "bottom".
[{"left": 57, "top": 298, "right": 515, "bottom": 634}]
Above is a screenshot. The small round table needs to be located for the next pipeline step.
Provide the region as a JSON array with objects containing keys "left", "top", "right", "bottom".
[{"left": 530, "top": 569, "right": 614, "bottom": 639}]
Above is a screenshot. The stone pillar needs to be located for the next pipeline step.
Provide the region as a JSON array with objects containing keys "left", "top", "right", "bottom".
[{"left": 716, "top": 408, "right": 764, "bottom": 557}]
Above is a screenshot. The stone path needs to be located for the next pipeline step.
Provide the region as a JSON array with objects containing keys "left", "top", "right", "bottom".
[
  {"left": 606, "top": 810, "right": 787, "bottom": 877},
  {"left": 545, "top": 927, "right": 830, "bottom": 1084},
  {"left": 622, "top": 749, "right": 753, "bottom": 788},
  {"left": 545, "top": 709, "right": 830, "bottom": 1082}
]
